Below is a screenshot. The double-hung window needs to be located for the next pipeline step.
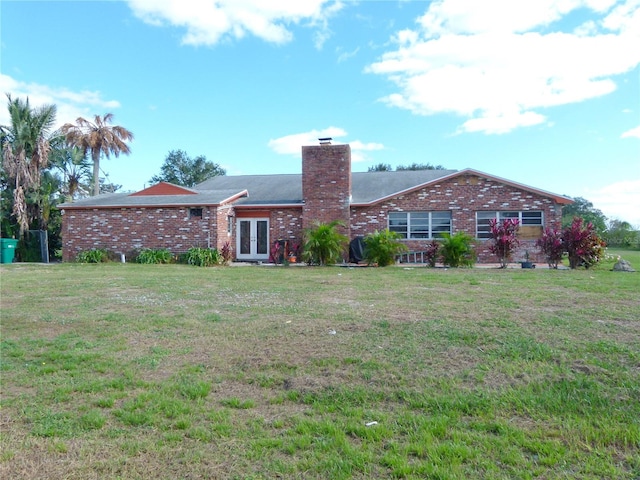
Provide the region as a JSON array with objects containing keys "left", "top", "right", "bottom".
[
  {"left": 389, "top": 211, "right": 452, "bottom": 239},
  {"left": 476, "top": 211, "right": 543, "bottom": 239}
]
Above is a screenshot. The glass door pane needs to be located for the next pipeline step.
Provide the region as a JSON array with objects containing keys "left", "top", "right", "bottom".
[
  {"left": 240, "top": 220, "right": 251, "bottom": 254},
  {"left": 256, "top": 220, "right": 268, "bottom": 255}
]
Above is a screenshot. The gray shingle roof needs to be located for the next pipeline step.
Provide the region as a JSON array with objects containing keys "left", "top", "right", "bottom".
[
  {"left": 351, "top": 169, "right": 457, "bottom": 204},
  {"left": 196, "top": 170, "right": 458, "bottom": 206},
  {"left": 197, "top": 174, "right": 303, "bottom": 205},
  {"left": 59, "top": 188, "right": 247, "bottom": 209},
  {"left": 59, "top": 168, "right": 572, "bottom": 209}
]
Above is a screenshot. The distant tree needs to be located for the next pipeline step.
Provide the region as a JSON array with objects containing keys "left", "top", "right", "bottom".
[
  {"left": 99, "top": 179, "right": 122, "bottom": 194},
  {"left": 368, "top": 163, "right": 392, "bottom": 172},
  {"left": 150, "top": 150, "right": 226, "bottom": 187},
  {"left": 62, "top": 113, "right": 133, "bottom": 196},
  {"left": 562, "top": 197, "right": 607, "bottom": 236},
  {"left": 396, "top": 162, "right": 446, "bottom": 171},
  {"left": 604, "top": 219, "right": 639, "bottom": 248}
]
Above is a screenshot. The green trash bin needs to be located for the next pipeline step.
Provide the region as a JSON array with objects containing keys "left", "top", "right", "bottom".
[{"left": 0, "top": 238, "right": 19, "bottom": 264}]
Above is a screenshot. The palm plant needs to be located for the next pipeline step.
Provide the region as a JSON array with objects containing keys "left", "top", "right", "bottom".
[
  {"left": 363, "top": 229, "right": 407, "bottom": 266},
  {"left": 48, "top": 142, "right": 92, "bottom": 201},
  {"left": 1, "top": 94, "right": 57, "bottom": 236},
  {"left": 440, "top": 232, "right": 476, "bottom": 267},
  {"left": 61, "top": 113, "right": 133, "bottom": 196},
  {"left": 302, "top": 220, "right": 348, "bottom": 266}
]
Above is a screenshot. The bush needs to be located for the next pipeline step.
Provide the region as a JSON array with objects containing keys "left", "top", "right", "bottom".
[
  {"left": 220, "top": 241, "right": 233, "bottom": 265},
  {"left": 136, "top": 248, "right": 173, "bottom": 264},
  {"left": 363, "top": 229, "right": 408, "bottom": 267},
  {"left": 302, "top": 221, "right": 348, "bottom": 266},
  {"left": 563, "top": 217, "right": 606, "bottom": 269},
  {"left": 488, "top": 218, "right": 520, "bottom": 268},
  {"left": 536, "top": 228, "right": 564, "bottom": 269},
  {"left": 185, "top": 247, "right": 221, "bottom": 267},
  {"left": 76, "top": 248, "right": 109, "bottom": 263},
  {"left": 424, "top": 240, "right": 440, "bottom": 267},
  {"left": 440, "top": 232, "right": 476, "bottom": 267}
]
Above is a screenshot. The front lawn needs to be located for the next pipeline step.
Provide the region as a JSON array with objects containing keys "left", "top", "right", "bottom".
[{"left": 1, "top": 262, "right": 638, "bottom": 479}]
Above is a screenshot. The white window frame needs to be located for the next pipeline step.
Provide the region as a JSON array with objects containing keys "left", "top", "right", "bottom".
[
  {"left": 388, "top": 211, "right": 452, "bottom": 239},
  {"left": 476, "top": 211, "right": 543, "bottom": 239}
]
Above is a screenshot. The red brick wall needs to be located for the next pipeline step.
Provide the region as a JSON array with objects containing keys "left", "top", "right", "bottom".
[
  {"left": 270, "top": 207, "right": 303, "bottom": 250},
  {"left": 302, "top": 144, "right": 351, "bottom": 237},
  {"left": 61, "top": 206, "right": 218, "bottom": 261},
  {"left": 350, "top": 173, "right": 564, "bottom": 263}
]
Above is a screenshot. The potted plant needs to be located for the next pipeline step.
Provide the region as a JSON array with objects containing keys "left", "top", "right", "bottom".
[
  {"left": 288, "top": 242, "right": 300, "bottom": 263},
  {"left": 521, "top": 250, "right": 535, "bottom": 269}
]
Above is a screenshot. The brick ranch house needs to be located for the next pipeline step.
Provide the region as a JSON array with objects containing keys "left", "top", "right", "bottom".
[{"left": 60, "top": 142, "right": 573, "bottom": 263}]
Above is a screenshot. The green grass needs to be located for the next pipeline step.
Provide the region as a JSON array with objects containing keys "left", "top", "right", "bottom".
[{"left": 1, "top": 254, "right": 639, "bottom": 479}]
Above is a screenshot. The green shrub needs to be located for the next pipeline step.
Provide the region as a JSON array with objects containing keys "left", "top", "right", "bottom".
[
  {"left": 136, "top": 248, "right": 173, "bottom": 264},
  {"left": 76, "top": 248, "right": 109, "bottom": 263},
  {"left": 440, "top": 232, "right": 476, "bottom": 267},
  {"left": 302, "top": 221, "right": 348, "bottom": 266},
  {"left": 363, "top": 229, "right": 408, "bottom": 266},
  {"left": 185, "top": 247, "right": 221, "bottom": 267}
]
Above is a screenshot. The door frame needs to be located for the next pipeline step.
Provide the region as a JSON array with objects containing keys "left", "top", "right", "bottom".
[{"left": 236, "top": 217, "right": 270, "bottom": 261}]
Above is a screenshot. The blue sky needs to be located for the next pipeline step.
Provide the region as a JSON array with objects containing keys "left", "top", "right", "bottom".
[{"left": 2, "top": 0, "right": 639, "bottom": 225}]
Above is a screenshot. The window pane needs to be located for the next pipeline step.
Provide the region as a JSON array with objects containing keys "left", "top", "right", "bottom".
[
  {"left": 389, "top": 212, "right": 408, "bottom": 238},
  {"left": 476, "top": 212, "right": 495, "bottom": 238},
  {"left": 408, "top": 212, "right": 429, "bottom": 239},
  {"left": 522, "top": 211, "right": 542, "bottom": 225},
  {"left": 499, "top": 211, "right": 519, "bottom": 219},
  {"left": 431, "top": 212, "right": 451, "bottom": 237}
]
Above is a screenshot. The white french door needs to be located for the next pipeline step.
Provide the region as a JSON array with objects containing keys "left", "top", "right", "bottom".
[{"left": 236, "top": 218, "right": 269, "bottom": 261}]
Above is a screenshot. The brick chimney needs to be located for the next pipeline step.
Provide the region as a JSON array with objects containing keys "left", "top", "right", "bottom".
[{"left": 301, "top": 140, "right": 351, "bottom": 237}]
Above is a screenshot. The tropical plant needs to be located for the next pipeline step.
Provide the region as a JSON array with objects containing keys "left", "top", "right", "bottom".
[
  {"left": 362, "top": 229, "right": 407, "bottom": 266},
  {"left": 536, "top": 228, "right": 564, "bottom": 269},
  {"left": 136, "top": 248, "right": 173, "bottom": 264},
  {"left": 1, "top": 94, "right": 57, "bottom": 237},
  {"left": 562, "top": 197, "right": 607, "bottom": 236},
  {"left": 302, "top": 220, "right": 348, "bottom": 266},
  {"left": 562, "top": 217, "right": 606, "bottom": 269},
  {"left": 76, "top": 248, "right": 109, "bottom": 263},
  {"left": 48, "top": 141, "right": 92, "bottom": 201},
  {"left": 185, "top": 247, "right": 221, "bottom": 267},
  {"left": 424, "top": 240, "right": 441, "bottom": 267},
  {"left": 149, "top": 150, "right": 226, "bottom": 187},
  {"left": 488, "top": 218, "right": 520, "bottom": 268},
  {"left": 220, "top": 241, "right": 233, "bottom": 265},
  {"left": 440, "top": 232, "right": 476, "bottom": 267},
  {"left": 61, "top": 113, "right": 133, "bottom": 196}
]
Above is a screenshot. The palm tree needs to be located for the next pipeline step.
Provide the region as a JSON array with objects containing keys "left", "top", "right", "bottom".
[
  {"left": 1, "top": 94, "right": 57, "bottom": 236},
  {"left": 48, "top": 139, "right": 92, "bottom": 201},
  {"left": 61, "top": 113, "right": 133, "bottom": 196}
]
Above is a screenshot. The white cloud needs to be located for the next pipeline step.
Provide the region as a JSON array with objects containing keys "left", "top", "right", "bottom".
[
  {"left": 366, "top": 0, "right": 640, "bottom": 134},
  {"left": 621, "top": 125, "right": 640, "bottom": 138},
  {"left": 0, "top": 74, "right": 121, "bottom": 130},
  {"left": 267, "top": 127, "right": 384, "bottom": 162},
  {"left": 268, "top": 126, "right": 347, "bottom": 154},
  {"left": 585, "top": 179, "right": 640, "bottom": 227},
  {"left": 127, "top": 0, "right": 343, "bottom": 47}
]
